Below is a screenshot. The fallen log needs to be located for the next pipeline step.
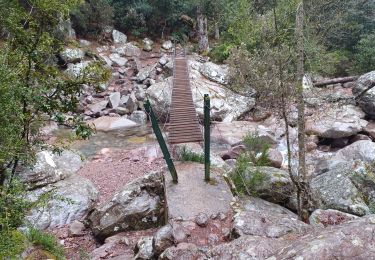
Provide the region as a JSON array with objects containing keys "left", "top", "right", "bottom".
[{"left": 313, "top": 76, "right": 358, "bottom": 87}]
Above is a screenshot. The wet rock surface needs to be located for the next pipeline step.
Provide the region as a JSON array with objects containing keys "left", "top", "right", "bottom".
[{"left": 90, "top": 116, "right": 138, "bottom": 132}]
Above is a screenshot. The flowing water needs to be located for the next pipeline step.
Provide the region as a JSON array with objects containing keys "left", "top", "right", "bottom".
[
  {"left": 53, "top": 125, "right": 156, "bottom": 158},
  {"left": 53, "top": 123, "right": 228, "bottom": 160}
]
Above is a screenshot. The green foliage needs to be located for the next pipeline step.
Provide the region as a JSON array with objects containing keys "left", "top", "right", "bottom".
[
  {"left": 0, "top": 1, "right": 108, "bottom": 256},
  {"left": 354, "top": 33, "right": 375, "bottom": 74},
  {"left": 71, "top": 0, "right": 114, "bottom": 38},
  {"left": 0, "top": 178, "right": 31, "bottom": 258},
  {"left": 0, "top": 176, "right": 63, "bottom": 258},
  {"left": 224, "top": 0, "right": 260, "bottom": 49},
  {"left": 244, "top": 169, "right": 265, "bottom": 196},
  {"left": 230, "top": 155, "right": 266, "bottom": 196},
  {"left": 209, "top": 42, "right": 234, "bottom": 63},
  {"left": 243, "top": 132, "right": 271, "bottom": 167},
  {"left": 230, "top": 154, "right": 251, "bottom": 195},
  {"left": 0, "top": 178, "right": 32, "bottom": 232},
  {"left": 0, "top": 230, "right": 27, "bottom": 258},
  {"left": 216, "top": 0, "right": 375, "bottom": 75},
  {"left": 27, "top": 228, "right": 65, "bottom": 260},
  {"left": 303, "top": 29, "right": 347, "bottom": 76},
  {"left": 79, "top": 248, "right": 91, "bottom": 260},
  {"left": 111, "top": 0, "right": 152, "bottom": 36},
  {"left": 0, "top": 0, "right": 109, "bottom": 180},
  {"left": 179, "top": 146, "right": 205, "bottom": 163},
  {"left": 304, "top": 0, "right": 375, "bottom": 75},
  {"left": 229, "top": 132, "right": 270, "bottom": 195}
]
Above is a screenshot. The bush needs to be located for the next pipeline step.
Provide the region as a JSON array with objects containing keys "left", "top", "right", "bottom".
[
  {"left": 230, "top": 155, "right": 266, "bottom": 196},
  {"left": 354, "top": 33, "right": 375, "bottom": 74},
  {"left": 229, "top": 154, "right": 251, "bottom": 194},
  {"left": 229, "top": 132, "right": 270, "bottom": 195},
  {"left": 112, "top": 0, "right": 152, "bottom": 37},
  {"left": 0, "top": 178, "right": 31, "bottom": 232},
  {"left": 0, "top": 175, "right": 65, "bottom": 258},
  {"left": 27, "top": 228, "right": 65, "bottom": 260},
  {"left": 242, "top": 132, "right": 271, "bottom": 167},
  {"left": 71, "top": 0, "right": 114, "bottom": 38},
  {"left": 179, "top": 146, "right": 205, "bottom": 164},
  {"left": 0, "top": 230, "right": 27, "bottom": 258},
  {"left": 0, "top": 178, "right": 32, "bottom": 258},
  {"left": 209, "top": 42, "right": 234, "bottom": 63}
]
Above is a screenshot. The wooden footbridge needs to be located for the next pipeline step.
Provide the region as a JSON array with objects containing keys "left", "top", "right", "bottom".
[
  {"left": 144, "top": 47, "right": 232, "bottom": 224},
  {"left": 144, "top": 47, "right": 210, "bottom": 183},
  {"left": 169, "top": 53, "right": 203, "bottom": 144}
]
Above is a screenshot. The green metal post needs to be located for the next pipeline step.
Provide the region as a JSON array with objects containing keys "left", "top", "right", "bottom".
[
  {"left": 204, "top": 94, "right": 211, "bottom": 181},
  {"left": 144, "top": 100, "right": 178, "bottom": 183}
]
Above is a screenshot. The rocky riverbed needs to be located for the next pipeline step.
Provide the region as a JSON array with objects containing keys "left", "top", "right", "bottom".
[{"left": 19, "top": 29, "right": 375, "bottom": 259}]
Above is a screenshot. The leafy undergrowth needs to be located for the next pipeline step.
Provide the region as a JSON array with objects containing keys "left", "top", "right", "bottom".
[
  {"left": 27, "top": 228, "right": 65, "bottom": 260},
  {"left": 179, "top": 146, "right": 205, "bottom": 164},
  {"left": 0, "top": 228, "right": 65, "bottom": 260},
  {"left": 0, "top": 177, "right": 66, "bottom": 259},
  {"left": 0, "top": 230, "right": 27, "bottom": 258},
  {"left": 229, "top": 132, "right": 270, "bottom": 196}
]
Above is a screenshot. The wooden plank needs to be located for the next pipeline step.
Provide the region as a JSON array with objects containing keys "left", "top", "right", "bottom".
[{"left": 168, "top": 56, "right": 203, "bottom": 144}]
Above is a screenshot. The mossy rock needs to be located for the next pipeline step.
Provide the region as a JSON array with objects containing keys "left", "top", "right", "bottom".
[{"left": 242, "top": 166, "right": 294, "bottom": 204}]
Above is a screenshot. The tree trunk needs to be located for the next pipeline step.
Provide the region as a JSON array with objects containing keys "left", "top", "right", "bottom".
[
  {"left": 214, "top": 22, "right": 220, "bottom": 40},
  {"left": 197, "top": 7, "right": 209, "bottom": 53},
  {"left": 296, "top": 1, "right": 309, "bottom": 222}
]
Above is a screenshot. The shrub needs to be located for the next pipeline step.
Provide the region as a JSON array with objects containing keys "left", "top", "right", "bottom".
[
  {"left": 0, "top": 175, "right": 65, "bottom": 259},
  {"left": 71, "top": 0, "right": 114, "bottom": 38},
  {"left": 354, "top": 33, "right": 375, "bottom": 74},
  {"left": 229, "top": 132, "right": 270, "bottom": 195},
  {"left": 209, "top": 42, "right": 234, "bottom": 63},
  {"left": 230, "top": 155, "right": 266, "bottom": 196},
  {"left": 0, "top": 230, "right": 27, "bottom": 258},
  {"left": 179, "top": 146, "right": 205, "bottom": 164},
  {"left": 230, "top": 153, "right": 251, "bottom": 194},
  {"left": 242, "top": 132, "right": 271, "bottom": 167},
  {"left": 27, "top": 228, "right": 65, "bottom": 260},
  {"left": 0, "top": 178, "right": 31, "bottom": 232}
]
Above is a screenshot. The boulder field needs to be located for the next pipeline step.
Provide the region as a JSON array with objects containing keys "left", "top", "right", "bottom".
[{"left": 20, "top": 29, "right": 375, "bottom": 258}]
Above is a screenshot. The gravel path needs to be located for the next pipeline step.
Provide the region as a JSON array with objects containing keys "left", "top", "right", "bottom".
[{"left": 78, "top": 145, "right": 164, "bottom": 204}]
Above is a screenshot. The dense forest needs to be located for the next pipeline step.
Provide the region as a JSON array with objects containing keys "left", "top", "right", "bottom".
[
  {"left": 0, "top": 0, "right": 375, "bottom": 259},
  {"left": 67, "top": 0, "right": 375, "bottom": 74}
]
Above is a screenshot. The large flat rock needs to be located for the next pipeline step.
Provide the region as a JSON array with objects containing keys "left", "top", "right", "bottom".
[
  {"left": 90, "top": 116, "right": 138, "bottom": 132},
  {"left": 164, "top": 162, "right": 233, "bottom": 221}
]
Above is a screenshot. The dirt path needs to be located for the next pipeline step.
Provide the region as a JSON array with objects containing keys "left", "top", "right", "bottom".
[{"left": 78, "top": 146, "right": 164, "bottom": 204}]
